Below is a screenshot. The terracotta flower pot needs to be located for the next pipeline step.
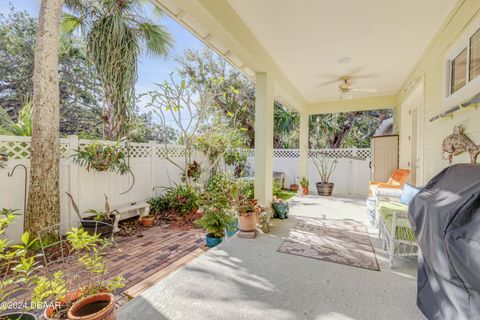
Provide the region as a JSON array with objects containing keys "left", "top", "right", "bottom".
[
  {"left": 238, "top": 214, "right": 256, "bottom": 232},
  {"left": 67, "top": 293, "right": 115, "bottom": 320},
  {"left": 302, "top": 187, "right": 309, "bottom": 195},
  {"left": 44, "top": 290, "right": 82, "bottom": 320},
  {"left": 289, "top": 184, "right": 299, "bottom": 192},
  {"left": 140, "top": 215, "right": 155, "bottom": 227}
]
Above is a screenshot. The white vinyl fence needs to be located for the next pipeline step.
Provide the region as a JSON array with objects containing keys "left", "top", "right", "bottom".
[{"left": 0, "top": 135, "right": 370, "bottom": 241}]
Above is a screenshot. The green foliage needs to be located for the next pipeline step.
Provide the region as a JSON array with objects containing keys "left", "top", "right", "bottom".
[
  {"left": 195, "top": 173, "right": 235, "bottom": 237},
  {"left": 0, "top": 209, "right": 39, "bottom": 307},
  {"left": 63, "top": 0, "right": 173, "bottom": 140},
  {"left": 224, "top": 149, "right": 248, "bottom": 178},
  {"left": 151, "top": 184, "right": 201, "bottom": 217},
  {"left": 233, "top": 180, "right": 255, "bottom": 215},
  {"left": 299, "top": 177, "right": 309, "bottom": 188},
  {"left": 31, "top": 227, "right": 124, "bottom": 311},
  {"left": 194, "top": 210, "right": 232, "bottom": 238},
  {"left": 0, "top": 100, "right": 32, "bottom": 136},
  {"left": 0, "top": 6, "right": 105, "bottom": 136},
  {"left": 182, "top": 161, "right": 202, "bottom": 183},
  {"left": 166, "top": 185, "right": 200, "bottom": 216},
  {"left": 309, "top": 109, "right": 393, "bottom": 149},
  {"left": 272, "top": 180, "right": 283, "bottom": 198},
  {"left": 147, "top": 195, "right": 173, "bottom": 215},
  {"left": 72, "top": 141, "right": 130, "bottom": 175}
]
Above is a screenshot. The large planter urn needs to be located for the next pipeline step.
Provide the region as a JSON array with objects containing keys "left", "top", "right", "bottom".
[
  {"left": 238, "top": 214, "right": 256, "bottom": 232},
  {"left": 316, "top": 182, "right": 334, "bottom": 196}
]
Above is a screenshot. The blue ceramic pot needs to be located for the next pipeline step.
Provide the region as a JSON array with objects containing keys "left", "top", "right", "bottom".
[
  {"left": 226, "top": 220, "right": 239, "bottom": 237},
  {"left": 205, "top": 234, "right": 223, "bottom": 248}
]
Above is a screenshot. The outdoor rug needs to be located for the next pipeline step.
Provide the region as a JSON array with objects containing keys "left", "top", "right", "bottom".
[{"left": 277, "top": 217, "right": 379, "bottom": 271}]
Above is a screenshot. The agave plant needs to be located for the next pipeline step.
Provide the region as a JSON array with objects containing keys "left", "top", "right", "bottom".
[
  {"left": 0, "top": 101, "right": 33, "bottom": 136},
  {"left": 62, "top": 0, "right": 173, "bottom": 140}
]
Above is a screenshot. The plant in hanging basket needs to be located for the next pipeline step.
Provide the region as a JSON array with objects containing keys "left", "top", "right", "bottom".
[{"left": 71, "top": 141, "right": 129, "bottom": 175}]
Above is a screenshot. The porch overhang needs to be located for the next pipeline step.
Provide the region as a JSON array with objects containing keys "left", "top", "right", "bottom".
[
  {"left": 152, "top": 0, "right": 308, "bottom": 113},
  {"left": 307, "top": 95, "right": 397, "bottom": 115}
]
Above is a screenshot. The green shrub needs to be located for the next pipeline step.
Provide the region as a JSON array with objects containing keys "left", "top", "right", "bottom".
[
  {"left": 273, "top": 180, "right": 283, "bottom": 198},
  {"left": 165, "top": 184, "right": 200, "bottom": 216},
  {"left": 148, "top": 195, "right": 173, "bottom": 214}
]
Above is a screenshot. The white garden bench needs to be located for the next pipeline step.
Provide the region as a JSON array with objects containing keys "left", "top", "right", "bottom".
[{"left": 112, "top": 201, "right": 150, "bottom": 232}]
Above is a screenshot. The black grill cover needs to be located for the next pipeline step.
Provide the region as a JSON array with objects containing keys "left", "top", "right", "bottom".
[{"left": 408, "top": 164, "right": 480, "bottom": 319}]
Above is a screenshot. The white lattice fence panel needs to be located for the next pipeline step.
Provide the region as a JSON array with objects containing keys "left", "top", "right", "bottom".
[
  {"left": 309, "top": 149, "right": 354, "bottom": 159},
  {"left": 127, "top": 143, "right": 150, "bottom": 158},
  {"left": 273, "top": 149, "right": 299, "bottom": 158},
  {"left": 0, "top": 139, "right": 31, "bottom": 159},
  {"left": 356, "top": 149, "right": 371, "bottom": 159},
  {"left": 239, "top": 149, "right": 255, "bottom": 158},
  {"left": 156, "top": 145, "right": 186, "bottom": 158},
  {"left": 60, "top": 142, "right": 70, "bottom": 159}
]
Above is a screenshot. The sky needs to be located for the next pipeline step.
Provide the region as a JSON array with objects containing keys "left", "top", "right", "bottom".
[{"left": 0, "top": 0, "right": 206, "bottom": 125}]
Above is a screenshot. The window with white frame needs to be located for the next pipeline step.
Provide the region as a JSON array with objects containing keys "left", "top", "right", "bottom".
[{"left": 446, "top": 26, "right": 480, "bottom": 100}]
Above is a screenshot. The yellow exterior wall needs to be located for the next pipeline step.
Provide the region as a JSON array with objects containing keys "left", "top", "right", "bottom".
[{"left": 397, "top": 0, "right": 480, "bottom": 182}]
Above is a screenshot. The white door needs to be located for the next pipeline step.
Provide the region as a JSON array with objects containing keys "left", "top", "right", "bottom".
[{"left": 400, "top": 82, "right": 424, "bottom": 186}]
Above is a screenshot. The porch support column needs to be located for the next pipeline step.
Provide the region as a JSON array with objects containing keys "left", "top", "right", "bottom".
[
  {"left": 299, "top": 112, "right": 309, "bottom": 181},
  {"left": 254, "top": 72, "right": 274, "bottom": 206}
]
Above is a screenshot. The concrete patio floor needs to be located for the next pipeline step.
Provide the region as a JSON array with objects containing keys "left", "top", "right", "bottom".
[{"left": 118, "top": 195, "right": 422, "bottom": 320}]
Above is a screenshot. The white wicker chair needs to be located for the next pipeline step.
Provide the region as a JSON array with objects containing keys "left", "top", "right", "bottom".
[{"left": 374, "top": 188, "right": 419, "bottom": 268}]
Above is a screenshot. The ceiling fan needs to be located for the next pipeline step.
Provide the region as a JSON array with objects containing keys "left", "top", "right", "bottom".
[{"left": 337, "top": 76, "right": 378, "bottom": 99}]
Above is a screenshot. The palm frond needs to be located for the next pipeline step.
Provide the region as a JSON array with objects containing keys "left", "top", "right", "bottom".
[
  {"left": 138, "top": 22, "right": 173, "bottom": 57},
  {"left": 61, "top": 12, "right": 84, "bottom": 34},
  {"left": 0, "top": 101, "right": 32, "bottom": 136}
]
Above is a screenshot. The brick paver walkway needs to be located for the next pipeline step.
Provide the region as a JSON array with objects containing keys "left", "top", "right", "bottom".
[{"left": 109, "top": 225, "right": 206, "bottom": 306}]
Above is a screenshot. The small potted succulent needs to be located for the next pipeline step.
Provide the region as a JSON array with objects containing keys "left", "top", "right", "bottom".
[
  {"left": 139, "top": 214, "right": 156, "bottom": 227},
  {"left": 66, "top": 193, "right": 117, "bottom": 236},
  {"left": 299, "top": 177, "right": 309, "bottom": 195},
  {"left": 312, "top": 154, "right": 338, "bottom": 196},
  {"left": 0, "top": 209, "right": 39, "bottom": 320}
]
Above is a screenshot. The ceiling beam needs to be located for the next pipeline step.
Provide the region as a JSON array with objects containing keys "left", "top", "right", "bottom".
[
  {"left": 307, "top": 95, "right": 397, "bottom": 114},
  {"left": 153, "top": 0, "right": 308, "bottom": 113}
]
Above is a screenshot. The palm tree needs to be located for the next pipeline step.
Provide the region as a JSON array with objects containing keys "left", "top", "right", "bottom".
[
  {"left": 0, "top": 100, "right": 33, "bottom": 136},
  {"left": 26, "top": 0, "right": 64, "bottom": 239},
  {"left": 62, "top": 0, "right": 173, "bottom": 140},
  {"left": 274, "top": 104, "right": 299, "bottom": 148}
]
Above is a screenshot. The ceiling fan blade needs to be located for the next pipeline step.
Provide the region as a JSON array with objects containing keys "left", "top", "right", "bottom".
[
  {"left": 319, "top": 79, "right": 341, "bottom": 86},
  {"left": 351, "top": 88, "right": 378, "bottom": 93}
]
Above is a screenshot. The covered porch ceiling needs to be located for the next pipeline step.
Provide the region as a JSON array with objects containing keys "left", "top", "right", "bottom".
[{"left": 153, "top": 0, "right": 457, "bottom": 114}]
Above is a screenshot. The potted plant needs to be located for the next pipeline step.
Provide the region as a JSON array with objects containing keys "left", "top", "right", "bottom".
[
  {"left": 233, "top": 180, "right": 257, "bottom": 232},
  {"left": 139, "top": 214, "right": 156, "bottom": 227},
  {"left": 312, "top": 154, "right": 338, "bottom": 196},
  {"left": 0, "top": 209, "right": 39, "bottom": 320},
  {"left": 195, "top": 174, "right": 235, "bottom": 247},
  {"left": 289, "top": 177, "right": 299, "bottom": 192},
  {"left": 33, "top": 227, "right": 124, "bottom": 320},
  {"left": 299, "top": 177, "right": 309, "bottom": 195},
  {"left": 66, "top": 193, "right": 117, "bottom": 236}
]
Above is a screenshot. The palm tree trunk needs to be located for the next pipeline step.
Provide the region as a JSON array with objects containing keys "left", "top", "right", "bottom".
[{"left": 26, "top": 0, "right": 64, "bottom": 240}]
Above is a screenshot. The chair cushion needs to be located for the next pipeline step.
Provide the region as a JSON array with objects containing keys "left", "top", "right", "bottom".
[
  {"left": 377, "top": 202, "right": 416, "bottom": 242},
  {"left": 400, "top": 184, "right": 422, "bottom": 205}
]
